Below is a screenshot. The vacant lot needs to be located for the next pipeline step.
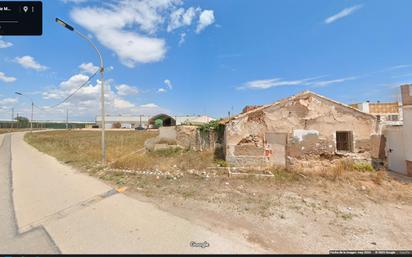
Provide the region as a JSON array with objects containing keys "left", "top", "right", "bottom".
[
  {"left": 25, "top": 130, "right": 157, "bottom": 168},
  {"left": 25, "top": 130, "right": 412, "bottom": 253}
]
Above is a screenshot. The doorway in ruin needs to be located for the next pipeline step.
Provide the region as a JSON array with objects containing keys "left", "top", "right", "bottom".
[
  {"left": 265, "top": 132, "right": 287, "bottom": 166},
  {"left": 336, "top": 131, "right": 353, "bottom": 152}
]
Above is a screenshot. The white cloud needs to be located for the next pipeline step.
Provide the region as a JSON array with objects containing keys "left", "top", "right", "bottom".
[
  {"left": 325, "top": 5, "right": 363, "bottom": 24},
  {"left": 158, "top": 79, "right": 173, "bottom": 93},
  {"left": 0, "top": 36, "right": 13, "bottom": 48},
  {"left": 308, "top": 77, "right": 357, "bottom": 87},
  {"left": 164, "top": 79, "right": 173, "bottom": 89},
  {"left": 168, "top": 7, "right": 199, "bottom": 32},
  {"left": 79, "top": 62, "right": 99, "bottom": 74},
  {"left": 239, "top": 75, "right": 357, "bottom": 90},
  {"left": 70, "top": 1, "right": 215, "bottom": 67},
  {"left": 239, "top": 77, "right": 319, "bottom": 90},
  {"left": 196, "top": 10, "right": 215, "bottom": 33},
  {"left": 70, "top": 0, "right": 175, "bottom": 67},
  {"left": 0, "top": 98, "right": 18, "bottom": 106},
  {"left": 0, "top": 72, "right": 17, "bottom": 83},
  {"left": 115, "top": 84, "right": 139, "bottom": 96},
  {"left": 42, "top": 74, "right": 90, "bottom": 100},
  {"left": 140, "top": 103, "right": 159, "bottom": 108},
  {"left": 14, "top": 56, "right": 48, "bottom": 71},
  {"left": 114, "top": 98, "right": 135, "bottom": 109},
  {"left": 178, "top": 32, "right": 186, "bottom": 46},
  {"left": 40, "top": 72, "right": 168, "bottom": 119}
]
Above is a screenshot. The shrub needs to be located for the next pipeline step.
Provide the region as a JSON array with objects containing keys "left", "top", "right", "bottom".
[
  {"left": 332, "top": 160, "right": 346, "bottom": 180},
  {"left": 372, "top": 171, "right": 386, "bottom": 185},
  {"left": 353, "top": 162, "right": 374, "bottom": 172},
  {"left": 215, "top": 159, "right": 229, "bottom": 167},
  {"left": 152, "top": 147, "right": 182, "bottom": 157}
]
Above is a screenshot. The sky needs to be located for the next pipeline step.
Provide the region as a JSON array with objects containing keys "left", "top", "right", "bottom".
[{"left": 1, "top": 0, "right": 412, "bottom": 121}]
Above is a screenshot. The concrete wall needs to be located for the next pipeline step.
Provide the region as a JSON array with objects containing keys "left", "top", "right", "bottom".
[
  {"left": 146, "top": 126, "right": 221, "bottom": 153},
  {"left": 158, "top": 126, "right": 177, "bottom": 142},
  {"left": 225, "top": 93, "right": 377, "bottom": 167},
  {"left": 383, "top": 126, "right": 407, "bottom": 175},
  {"left": 403, "top": 105, "right": 412, "bottom": 176}
]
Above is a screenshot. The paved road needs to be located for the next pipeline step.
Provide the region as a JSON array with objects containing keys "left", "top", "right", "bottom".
[{"left": 1, "top": 132, "right": 263, "bottom": 254}]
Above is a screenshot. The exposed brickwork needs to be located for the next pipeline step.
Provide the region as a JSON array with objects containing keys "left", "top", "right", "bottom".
[
  {"left": 401, "top": 84, "right": 412, "bottom": 106},
  {"left": 369, "top": 102, "right": 400, "bottom": 114},
  {"left": 242, "top": 105, "right": 263, "bottom": 113},
  {"left": 407, "top": 160, "right": 412, "bottom": 177}
]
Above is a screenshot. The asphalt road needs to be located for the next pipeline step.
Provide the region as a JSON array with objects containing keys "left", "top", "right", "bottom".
[{"left": 0, "top": 132, "right": 264, "bottom": 254}]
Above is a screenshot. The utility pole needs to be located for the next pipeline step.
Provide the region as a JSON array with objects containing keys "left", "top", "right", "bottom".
[
  {"left": 11, "top": 107, "right": 14, "bottom": 130},
  {"left": 56, "top": 18, "right": 106, "bottom": 164},
  {"left": 31, "top": 102, "right": 33, "bottom": 133},
  {"left": 15, "top": 92, "right": 34, "bottom": 133},
  {"left": 66, "top": 108, "right": 69, "bottom": 130}
]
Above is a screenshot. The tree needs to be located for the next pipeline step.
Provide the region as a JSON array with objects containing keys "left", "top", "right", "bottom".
[{"left": 16, "top": 116, "right": 29, "bottom": 128}]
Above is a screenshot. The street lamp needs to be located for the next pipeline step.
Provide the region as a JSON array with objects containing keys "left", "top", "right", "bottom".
[
  {"left": 15, "top": 92, "right": 34, "bottom": 133},
  {"left": 55, "top": 18, "right": 106, "bottom": 164}
]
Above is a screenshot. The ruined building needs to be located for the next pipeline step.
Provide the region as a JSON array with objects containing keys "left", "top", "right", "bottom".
[{"left": 223, "top": 91, "right": 378, "bottom": 167}]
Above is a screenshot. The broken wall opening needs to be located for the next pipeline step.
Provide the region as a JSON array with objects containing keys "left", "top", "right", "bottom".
[{"left": 336, "top": 131, "right": 353, "bottom": 152}]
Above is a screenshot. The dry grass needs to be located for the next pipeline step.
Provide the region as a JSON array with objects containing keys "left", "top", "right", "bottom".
[
  {"left": 25, "top": 130, "right": 157, "bottom": 169},
  {"left": 111, "top": 148, "right": 215, "bottom": 171},
  {"left": 25, "top": 130, "right": 217, "bottom": 172},
  {"left": 25, "top": 130, "right": 412, "bottom": 219}
]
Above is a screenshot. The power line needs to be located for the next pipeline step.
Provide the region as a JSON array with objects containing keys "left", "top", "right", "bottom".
[
  {"left": 47, "top": 69, "right": 99, "bottom": 109},
  {"left": 13, "top": 70, "right": 99, "bottom": 118}
]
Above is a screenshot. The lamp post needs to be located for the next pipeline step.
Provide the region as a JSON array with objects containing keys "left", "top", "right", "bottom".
[
  {"left": 55, "top": 18, "right": 106, "bottom": 164},
  {"left": 11, "top": 107, "right": 14, "bottom": 131},
  {"left": 15, "top": 92, "right": 33, "bottom": 133}
]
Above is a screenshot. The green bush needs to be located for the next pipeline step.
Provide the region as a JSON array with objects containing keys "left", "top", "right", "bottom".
[
  {"left": 352, "top": 162, "right": 374, "bottom": 172},
  {"left": 215, "top": 159, "right": 229, "bottom": 167},
  {"left": 152, "top": 147, "right": 182, "bottom": 157}
]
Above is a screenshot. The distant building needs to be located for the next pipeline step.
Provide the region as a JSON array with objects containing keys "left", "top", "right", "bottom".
[
  {"left": 383, "top": 85, "right": 412, "bottom": 176},
  {"left": 96, "top": 114, "right": 215, "bottom": 129},
  {"left": 350, "top": 101, "right": 402, "bottom": 126}
]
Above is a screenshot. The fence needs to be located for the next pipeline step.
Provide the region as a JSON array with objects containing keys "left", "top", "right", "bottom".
[{"left": 0, "top": 121, "right": 92, "bottom": 129}]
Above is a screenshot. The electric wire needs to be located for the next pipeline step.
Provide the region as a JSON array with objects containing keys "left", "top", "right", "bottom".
[{"left": 21, "top": 69, "right": 100, "bottom": 115}]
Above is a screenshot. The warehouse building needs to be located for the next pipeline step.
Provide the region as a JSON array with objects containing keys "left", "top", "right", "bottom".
[{"left": 96, "top": 114, "right": 215, "bottom": 129}]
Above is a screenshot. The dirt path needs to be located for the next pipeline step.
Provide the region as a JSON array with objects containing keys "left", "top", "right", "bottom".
[{"left": 9, "top": 132, "right": 265, "bottom": 254}]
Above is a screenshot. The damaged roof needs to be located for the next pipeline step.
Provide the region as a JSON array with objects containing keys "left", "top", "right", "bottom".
[{"left": 221, "top": 90, "right": 377, "bottom": 124}]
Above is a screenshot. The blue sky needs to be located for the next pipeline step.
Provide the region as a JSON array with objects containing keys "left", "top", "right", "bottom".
[{"left": 1, "top": 0, "right": 412, "bottom": 121}]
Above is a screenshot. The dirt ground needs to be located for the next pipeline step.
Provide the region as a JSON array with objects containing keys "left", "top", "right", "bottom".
[
  {"left": 90, "top": 167, "right": 412, "bottom": 253},
  {"left": 25, "top": 130, "right": 412, "bottom": 253}
]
